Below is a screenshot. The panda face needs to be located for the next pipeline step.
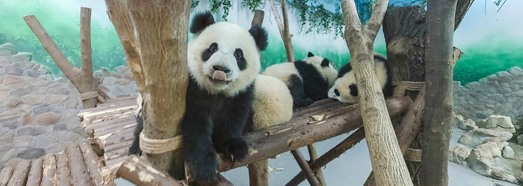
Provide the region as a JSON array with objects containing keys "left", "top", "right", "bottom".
[
  {"left": 328, "top": 70, "right": 359, "bottom": 103},
  {"left": 303, "top": 52, "right": 338, "bottom": 87},
  {"left": 188, "top": 12, "right": 267, "bottom": 96}
]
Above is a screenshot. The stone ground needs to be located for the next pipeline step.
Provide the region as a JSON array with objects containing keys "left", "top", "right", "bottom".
[{"left": 0, "top": 43, "right": 87, "bottom": 170}]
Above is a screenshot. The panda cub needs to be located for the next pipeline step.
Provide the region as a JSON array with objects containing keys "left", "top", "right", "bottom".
[
  {"left": 328, "top": 53, "right": 393, "bottom": 104},
  {"left": 262, "top": 52, "right": 337, "bottom": 108},
  {"left": 128, "top": 11, "right": 268, "bottom": 184}
]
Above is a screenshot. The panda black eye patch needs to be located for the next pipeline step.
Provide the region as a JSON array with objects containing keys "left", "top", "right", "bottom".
[
  {"left": 334, "top": 89, "right": 340, "bottom": 97},
  {"left": 349, "top": 84, "right": 358, "bottom": 96},
  {"left": 201, "top": 42, "right": 218, "bottom": 61},
  {"left": 235, "top": 48, "right": 247, "bottom": 71}
]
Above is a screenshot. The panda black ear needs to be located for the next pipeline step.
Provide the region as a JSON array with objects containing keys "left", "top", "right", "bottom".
[
  {"left": 190, "top": 11, "right": 215, "bottom": 34},
  {"left": 308, "top": 52, "right": 314, "bottom": 57},
  {"left": 321, "top": 58, "right": 330, "bottom": 67},
  {"left": 249, "top": 25, "right": 268, "bottom": 51}
]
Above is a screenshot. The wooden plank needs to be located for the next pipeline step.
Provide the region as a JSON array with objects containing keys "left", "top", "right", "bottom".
[
  {"left": 79, "top": 143, "right": 103, "bottom": 185},
  {"left": 66, "top": 144, "right": 93, "bottom": 186},
  {"left": 0, "top": 167, "right": 14, "bottom": 186},
  {"left": 104, "top": 145, "right": 129, "bottom": 160},
  {"left": 95, "top": 127, "right": 135, "bottom": 151},
  {"left": 41, "top": 154, "right": 57, "bottom": 186},
  {"left": 26, "top": 158, "right": 43, "bottom": 186},
  {"left": 84, "top": 113, "right": 134, "bottom": 132},
  {"left": 79, "top": 105, "right": 136, "bottom": 120},
  {"left": 93, "top": 119, "right": 135, "bottom": 137},
  {"left": 6, "top": 160, "right": 30, "bottom": 186},
  {"left": 104, "top": 139, "right": 133, "bottom": 153}
]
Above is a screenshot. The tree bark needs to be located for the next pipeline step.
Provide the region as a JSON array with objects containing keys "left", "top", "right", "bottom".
[
  {"left": 23, "top": 7, "right": 99, "bottom": 108},
  {"left": 117, "top": 156, "right": 183, "bottom": 186},
  {"left": 340, "top": 0, "right": 413, "bottom": 186},
  {"left": 420, "top": 0, "right": 458, "bottom": 185},
  {"left": 105, "top": 0, "right": 190, "bottom": 180}
]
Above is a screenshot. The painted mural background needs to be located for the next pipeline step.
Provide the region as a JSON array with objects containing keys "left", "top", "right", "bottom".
[{"left": 0, "top": 0, "right": 521, "bottom": 85}]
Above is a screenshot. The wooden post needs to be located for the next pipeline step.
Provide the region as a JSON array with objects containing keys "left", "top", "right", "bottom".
[
  {"left": 117, "top": 156, "right": 183, "bottom": 186},
  {"left": 420, "top": 0, "right": 458, "bottom": 184},
  {"left": 340, "top": 0, "right": 414, "bottom": 185}
]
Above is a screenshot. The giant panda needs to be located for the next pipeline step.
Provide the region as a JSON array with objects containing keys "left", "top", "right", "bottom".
[
  {"left": 262, "top": 52, "right": 338, "bottom": 108},
  {"left": 128, "top": 11, "right": 269, "bottom": 185},
  {"left": 327, "top": 53, "right": 393, "bottom": 104}
]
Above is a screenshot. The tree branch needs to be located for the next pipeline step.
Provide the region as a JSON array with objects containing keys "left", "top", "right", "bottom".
[
  {"left": 280, "top": 0, "right": 294, "bottom": 62},
  {"left": 23, "top": 15, "right": 77, "bottom": 84},
  {"left": 341, "top": 0, "right": 363, "bottom": 39},
  {"left": 364, "top": 0, "right": 390, "bottom": 40}
]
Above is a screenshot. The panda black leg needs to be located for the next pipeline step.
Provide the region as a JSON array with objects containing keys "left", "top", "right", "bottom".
[
  {"left": 287, "top": 75, "right": 314, "bottom": 108},
  {"left": 129, "top": 112, "right": 143, "bottom": 155},
  {"left": 182, "top": 110, "right": 218, "bottom": 184}
]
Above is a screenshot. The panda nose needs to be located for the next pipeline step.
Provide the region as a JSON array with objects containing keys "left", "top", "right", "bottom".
[{"left": 213, "top": 65, "right": 230, "bottom": 73}]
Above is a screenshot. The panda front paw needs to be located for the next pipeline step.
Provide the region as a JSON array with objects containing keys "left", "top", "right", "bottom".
[{"left": 219, "top": 138, "right": 248, "bottom": 162}]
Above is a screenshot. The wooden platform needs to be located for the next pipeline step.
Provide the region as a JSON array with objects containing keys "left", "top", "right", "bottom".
[{"left": 0, "top": 143, "right": 113, "bottom": 186}]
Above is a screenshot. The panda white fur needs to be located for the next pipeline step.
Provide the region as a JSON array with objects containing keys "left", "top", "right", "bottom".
[
  {"left": 128, "top": 11, "right": 268, "bottom": 185},
  {"left": 328, "top": 53, "right": 393, "bottom": 104},
  {"left": 249, "top": 74, "right": 293, "bottom": 130},
  {"left": 262, "top": 52, "right": 338, "bottom": 108}
]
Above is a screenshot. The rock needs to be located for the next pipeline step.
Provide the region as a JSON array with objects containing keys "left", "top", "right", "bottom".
[
  {"left": 9, "top": 87, "right": 33, "bottom": 97},
  {"left": 517, "top": 135, "right": 523, "bottom": 145},
  {"left": 22, "top": 113, "right": 33, "bottom": 125},
  {"left": 33, "top": 104, "right": 50, "bottom": 115},
  {"left": 48, "top": 94, "right": 68, "bottom": 103},
  {"left": 52, "top": 124, "right": 67, "bottom": 131},
  {"left": 26, "top": 69, "right": 41, "bottom": 78},
  {"left": 449, "top": 144, "right": 470, "bottom": 166},
  {"left": 48, "top": 87, "right": 69, "bottom": 95},
  {"left": 35, "top": 112, "right": 61, "bottom": 125},
  {"left": 11, "top": 52, "right": 32, "bottom": 63},
  {"left": 21, "top": 95, "right": 45, "bottom": 105},
  {"left": 5, "top": 98, "right": 22, "bottom": 108},
  {"left": 2, "top": 75, "right": 24, "bottom": 85},
  {"left": 1, "top": 149, "right": 16, "bottom": 162},
  {"left": 17, "top": 126, "right": 47, "bottom": 136},
  {"left": 476, "top": 115, "right": 516, "bottom": 133},
  {"left": 501, "top": 146, "right": 514, "bottom": 159},
  {"left": 13, "top": 136, "right": 35, "bottom": 148},
  {"left": 467, "top": 142, "right": 501, "bottom": 175},
  {"left": 16, "top": 148, "right": 45, "bottom": 159},
  {"left": 458, "top": 128, "right": 513, "bottom": 147},
  {"left": 5, "top": 65, "right": 23, "bottom": 75},
  {"left": 453, "top": 114, "right": 477, "bottom": 130},
  {"left": 508, "top": 66, "right": 523, "bottom": 75},
  {"left": 0, "top": 43, "right": 17, "bottom": 55}
]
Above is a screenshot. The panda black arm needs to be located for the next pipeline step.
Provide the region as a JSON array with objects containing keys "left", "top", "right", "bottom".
[
  {"left": 213, "top": 84, "right": 254, "bottom": 162},
  {"left": 180, "top": 81, "right": 219, "bottom": 183},
  {"left": 128, "top": 111, "right": 143, "bottom": 155},
  {"left": 295, "top": 61, "right": 330, "bottom": 101}
]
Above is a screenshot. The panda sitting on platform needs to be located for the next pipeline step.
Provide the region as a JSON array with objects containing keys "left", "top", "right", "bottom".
[
  {"left": 327, "top": 53, "right": 393, "bottom": 104},
  {"left": 262, "top": 52, "right": 338, "bottom": 108},
  {"left": 129, "top": 11, "right": 271, "bottom": 184}
]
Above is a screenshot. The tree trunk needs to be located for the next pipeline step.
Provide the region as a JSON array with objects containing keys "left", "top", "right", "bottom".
[
  {"left": 105, "top": 0, "right": 190, "bottom": 180},
  {"left": 340, "top": 0, "right": 413, "bottom": 186},
  {"left": 420, "top": 0, "right": 458, "bottom": 185}
]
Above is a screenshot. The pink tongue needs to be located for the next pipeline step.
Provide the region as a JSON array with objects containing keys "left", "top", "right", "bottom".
[{"left": 212, "top": 70, "right": 227, "bottom": 81}]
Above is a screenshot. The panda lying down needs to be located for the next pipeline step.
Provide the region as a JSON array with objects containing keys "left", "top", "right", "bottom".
[{"left": 129, "top": 11, "right": 293, "bottom": 185}]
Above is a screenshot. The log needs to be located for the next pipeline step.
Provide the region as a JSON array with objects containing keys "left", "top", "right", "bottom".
[
  {"left": 41, "top": 154, "right": 57, "bottom": 186},
  {"left": 247, "top": 161, "right": 269, "bottom": 186},
  {"left": 116, "top": 156, "right": 183, "bottom": 186},
  {"left": 79, "top": 143, "right": 104, "bottom": 185},
  {"left": 26, "top": 158, "right": 43, "bottom": 186},
  {"left": 286, "top": 127, "right": 366, "bottom": 185},
  {"left": 219, "top": 97, "right": 412, "bottom": 171},
  {"left": 290, "top": 150, "right": 320, "bottom": 186},
  {"left": 66, "top": 144, "right": 93, "bottom": 186},
  {"left": 55, "top": 152, "right": 71, "bottom": 186},
  {"left": 6, "top": 160, "right": 30, "bottom": 186},
  {"left": 0, "top": 167, "right": 14, "bottom": 186}
]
